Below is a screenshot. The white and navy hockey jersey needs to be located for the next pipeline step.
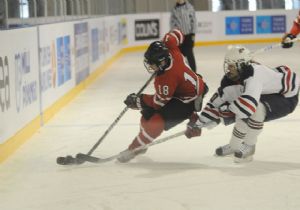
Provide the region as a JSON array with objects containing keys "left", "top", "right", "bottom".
[{"left": 200, "top": 63, "right": 300, "bottom": 123}]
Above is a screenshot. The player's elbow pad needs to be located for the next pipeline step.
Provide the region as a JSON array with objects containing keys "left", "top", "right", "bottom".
[{"left": 170, "top": 29, "right": 184, "bottom": 45}]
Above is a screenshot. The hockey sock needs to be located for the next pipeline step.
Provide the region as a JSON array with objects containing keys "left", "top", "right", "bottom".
[{"left": 129, "top": 114, "right": 165, "bottom": 150}]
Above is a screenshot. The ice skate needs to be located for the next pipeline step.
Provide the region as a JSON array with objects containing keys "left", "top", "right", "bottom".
[
  {"left": 215, "top": 144, "right": 235, "bottom": 156},
  {"left": 117, "top": 148, "right": 147, "bottom": 163},
  {"left": 234, "top": 143, "right": 255, "bottom": 163}
]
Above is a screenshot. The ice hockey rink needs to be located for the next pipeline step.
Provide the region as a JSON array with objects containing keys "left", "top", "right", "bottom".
[{"left": 0, "top": 43, "right": 299, "bottom": 210}]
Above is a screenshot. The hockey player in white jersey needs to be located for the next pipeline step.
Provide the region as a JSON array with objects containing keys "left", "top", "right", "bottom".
[{"left": 185, "top": 45, "right": 299, "bottom": 162}]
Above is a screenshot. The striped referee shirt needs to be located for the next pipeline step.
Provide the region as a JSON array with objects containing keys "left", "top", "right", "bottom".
[{"left": 170, "top": 1, "right": 196, "bottom": 35}]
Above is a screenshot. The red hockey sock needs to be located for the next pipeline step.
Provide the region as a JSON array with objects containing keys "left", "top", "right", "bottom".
[{"left": 129, "top": 114, "right": 165, "bottom": 150}]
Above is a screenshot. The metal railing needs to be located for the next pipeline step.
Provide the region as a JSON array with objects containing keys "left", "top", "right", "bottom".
[{"left": 1, "top": 0, "right": 300, "bottom": 29}]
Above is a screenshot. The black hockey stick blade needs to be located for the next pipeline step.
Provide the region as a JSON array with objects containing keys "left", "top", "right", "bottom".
[{"left": 76, "top": 153, "right": 118, "bottom": 163}]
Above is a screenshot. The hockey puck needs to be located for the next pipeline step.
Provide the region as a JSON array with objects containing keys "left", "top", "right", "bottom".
[
  {"left": 56, "top": 155, "right": 76, "bottom": 165},
  {"left": 56, "top": 156, "right": 67, "bottom": 165}
]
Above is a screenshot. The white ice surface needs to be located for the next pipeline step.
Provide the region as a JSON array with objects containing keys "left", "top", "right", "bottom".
[{"left": 0, "top": 44, "right": 300, "bottom": 210}]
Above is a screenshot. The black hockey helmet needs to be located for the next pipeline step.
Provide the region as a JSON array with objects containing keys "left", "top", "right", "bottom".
[{"left": 144, "top": 41, "right": 171, "bottom": 73}]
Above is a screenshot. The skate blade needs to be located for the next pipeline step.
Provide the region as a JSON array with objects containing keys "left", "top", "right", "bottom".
[
  {"left": 234, "top": 155, "right": 253, "bottom": 163},
  {"left": 214, "top": 153, "right": 234, "bottom": 158}
]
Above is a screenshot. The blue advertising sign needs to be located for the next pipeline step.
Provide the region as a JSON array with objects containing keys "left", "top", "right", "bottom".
[
  {"left": 240, "top": 16, "right": 254, "bottom": 34},
  {"left": 257, "top": 15, "right": 286, "bottom": 34},
  {"left": 91, "top": 28, "right": 99, "bottom": 62},
  {"left": 226, "top": 17, "right": 240, "bottom": 35},
  {"left": 74, "top": 22, "right": 89, "bottom": 85},
  {"left": 226, "top": 16, "right": 253, "bottom": 35},
  {"left": 256, "top": 16, "right": 271, "bottom": 34},
  {"left": 56, "top": 37, "right": 64, "bottom": 86},
  {"left": 271, "top": 15, "right": 286, "bottom": 33},
  {"left": 64, "top": 36, "right": 71, "bottom": 81},
  {"left": 56, "top": 36, "right": 71, "bottom": 86}
]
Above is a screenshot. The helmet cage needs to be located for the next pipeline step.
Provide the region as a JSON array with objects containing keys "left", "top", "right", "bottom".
[{"left": 143, "top": 56, "right": 170, "bottom": 73}]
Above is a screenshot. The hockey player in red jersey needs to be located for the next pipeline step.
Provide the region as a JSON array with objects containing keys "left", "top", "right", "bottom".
[
  {"left": 186, "top": 45, "right": 299, "bottom": 163},
  {"left": 282, "top": 10, "right": 300, "bottom": 48},
  {"left": 117, "top": 29, "right": 208, "bottom": 163}
]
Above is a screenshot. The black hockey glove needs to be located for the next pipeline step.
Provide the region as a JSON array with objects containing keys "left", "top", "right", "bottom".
[
  {"left": 240, "top": 63, "right": 254, "bottom": 81},
  {"left": 124, "top": 93, "right": 142, "bottom": 110},
  {"left": 281, "top": 34, "right": 296, "bottom": 48}
]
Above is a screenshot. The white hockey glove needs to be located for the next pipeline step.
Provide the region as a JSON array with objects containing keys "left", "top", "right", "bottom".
[
  {"left": 219, "top": 103, "right": 235, "bottom": 118},
  {"left": 219, "top": 103, "right": 236, "bottom": 126}
]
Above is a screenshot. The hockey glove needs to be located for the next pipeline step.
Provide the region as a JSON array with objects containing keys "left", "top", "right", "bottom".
[
  {"left": 219, "top": 103, "right": 236, "bottom": 126},
  {"left": 239, "top": 63, "right": 254, "bottom": 80},
  {"left": 281, "top": 34, "right": 296, "bottom": 48},
  {"left": 124, "top": 93, "right": 142, "bottom": 110},
  {"left": 185, "top": 113, "right": 202, "bottom": 139}
]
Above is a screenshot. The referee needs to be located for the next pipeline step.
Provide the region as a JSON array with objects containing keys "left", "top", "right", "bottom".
[{"left": 170, "top": 0, "right": 197, "bottom": 72}]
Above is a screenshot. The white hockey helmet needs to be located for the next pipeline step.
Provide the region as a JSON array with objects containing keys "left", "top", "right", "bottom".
[{"left": 224, "top": 45, "right": 252, "bottom": 78}]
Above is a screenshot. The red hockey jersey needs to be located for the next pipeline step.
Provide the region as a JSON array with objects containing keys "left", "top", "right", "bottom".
[
  {"left": 142, "top": 29, "right": 205, "bottom": 110},
  {"left": 289, "top": 10, "right": 300, "bottom": 36}
]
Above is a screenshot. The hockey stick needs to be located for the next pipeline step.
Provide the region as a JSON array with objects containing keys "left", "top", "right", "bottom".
[
  {"left": 251, "top": 36, "right": 300, "bottom": 56},
  {"left": 76, "top": 130, "right": 186, "bottom": 164},
  {"left": 77, "top": 119, "right": 217, "bottom": 164},
  {"left": 56, "top": 73, "right": 156, "bottom": 165}
]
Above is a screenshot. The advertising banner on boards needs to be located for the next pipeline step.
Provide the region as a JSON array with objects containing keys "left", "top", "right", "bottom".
[
  {"left": 74, "top": 22, "right": 90, "bottom": 84},
  {"left": 0, "top": 27, "right": 40, "bottom": 143},
  {"left": 135, "top": 19, "right": 160, "bottom": 40},
  {"left": 256, "top": 15, "right": 286, "bottom": 34}
]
